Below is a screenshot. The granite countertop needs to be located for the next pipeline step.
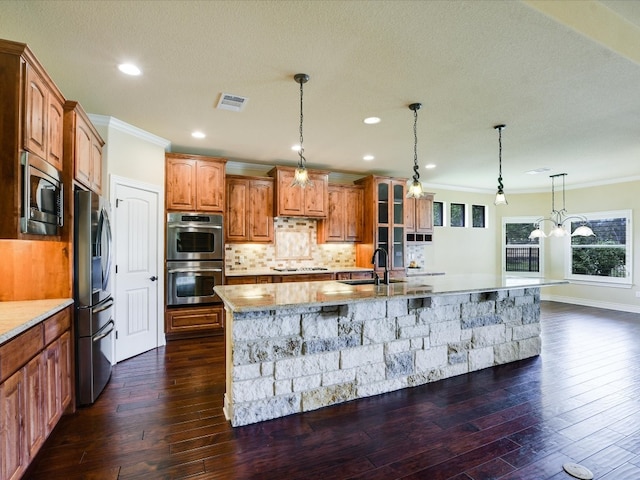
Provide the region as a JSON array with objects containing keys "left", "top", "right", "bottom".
[
  {"left": 225, "top": 266, "right": 374, "bottom": 277},
  {"left": 214, "top": 274, "right": 568, "bottom": 313},
  {"left": 0, "top": 298, "right": 74, "bottom": 346}
]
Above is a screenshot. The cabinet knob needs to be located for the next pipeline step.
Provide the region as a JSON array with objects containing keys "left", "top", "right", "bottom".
[{"left": 150, "top": 276, "right": 158, "bottom": 282}]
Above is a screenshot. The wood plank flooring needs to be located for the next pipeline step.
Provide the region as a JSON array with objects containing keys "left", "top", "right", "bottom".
[{"left": 24, "top": 301, "right": 640, "bottom": 479}]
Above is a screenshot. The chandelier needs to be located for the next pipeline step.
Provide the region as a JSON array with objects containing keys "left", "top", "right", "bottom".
[
  {"left": 529, "top": 173, "right": 594, "bottom": 239},
  {"left": 406, "top": 102, "right": 425, "bottom": 199},
  {"left": 291, "top": 73, "right": 312, "bottom": 188}
]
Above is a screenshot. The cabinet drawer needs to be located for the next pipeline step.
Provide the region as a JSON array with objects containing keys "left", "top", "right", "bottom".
[
  {"left": 0, "top": 324, "right": 44, "bottom": 383},
  {"left": 166, "top": 305, "right": 224, "bottom": 339},
  {"left": 43, "top": 307, "right": 71, "bottom": 345}
]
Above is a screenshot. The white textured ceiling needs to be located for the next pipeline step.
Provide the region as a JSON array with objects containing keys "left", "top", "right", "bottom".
[{"left": 2, "top": 0, "right": 640, "bottom": 192}]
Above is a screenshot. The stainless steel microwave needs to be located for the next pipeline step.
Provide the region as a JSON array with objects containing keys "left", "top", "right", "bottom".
[{"left": 21, "top": 152, "right": 63, "bottom": 236}]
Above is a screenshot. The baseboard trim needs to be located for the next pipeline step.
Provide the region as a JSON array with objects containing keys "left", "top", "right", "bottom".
[{"left": 541, "top": 293, "right": 640, "bottom": 314}]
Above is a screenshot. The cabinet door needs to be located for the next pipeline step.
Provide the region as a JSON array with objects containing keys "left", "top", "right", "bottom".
[
  {"left": 391, "top": 181, "right": 405, "bottom": 270},
  {"left": 166, "top": 158, "right": 197, "bottom": 210},
  {"left": 47, "top": 96, "right": 64, "bottom": 171},
  {"left": 59, "top": 331, "right": 72, "bottom": 411},
  {"left": 0, "top": 369, "right": 27, "bottom": 480},
  {"left": 304, "top": 173, "right": 328, "bottom": 217},
  {"left": 90, "top": 139, "right": 103, "bottom": 194},
  {"left": 24, "top": 64, "right": 48, "bottom": 160},
  {"left": 275, "top": 169, "right": 305, "bottom": 216},
  {"left": 43, "top": 340, "right": 62, "bottom": 434},
  {"left": 405, "top": 198, "right": 416, "bottom": 233},
  {"left": 322, "top": 186, "right": 345, "bottom": 242},
  {"left": 226, "top": 178, "right": 249, "bottom": 241},
  {"left": 196, "top": 161, "right": 225, "bottom": 212},
  {"left": 345, "top": 187, "right": 363, "bottom": 242},
  {"left": 74, "top": 115, "right": 93, "bottom": 190},
  {"left": 250, "top": 180, "right": 273, "bottom": 242},
  {"left": 415, "top": 195, "right": 434, "bottom": 234},
  {"left": 24, "top": 355, "right": 44, "bottom": 460}
]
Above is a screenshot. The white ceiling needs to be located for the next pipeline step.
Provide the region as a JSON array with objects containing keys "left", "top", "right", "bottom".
[{"left": 2, "top": 0, "right": 640, "bottom": 192}]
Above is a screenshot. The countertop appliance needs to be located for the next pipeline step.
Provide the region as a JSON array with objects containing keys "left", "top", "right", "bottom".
[
  {"left": 166, "top": 212, "right": 224, "bottom": 306},
  {"left": 74, "top": 189, "right": 114, "bottom": 406}
]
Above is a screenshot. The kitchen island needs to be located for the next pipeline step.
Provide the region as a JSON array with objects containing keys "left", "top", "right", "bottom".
[{"left": 214, "top": 275, "right": 566, "bottom": 427}]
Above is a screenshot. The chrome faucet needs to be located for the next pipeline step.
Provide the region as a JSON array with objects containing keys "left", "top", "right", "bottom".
[{"left": 371, "top": 247, "right": 389, "bottom": 285}]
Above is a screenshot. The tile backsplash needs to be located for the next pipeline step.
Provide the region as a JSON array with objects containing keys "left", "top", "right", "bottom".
[{"left": 226, "top": 218, "right": 356, "bottom": 270}]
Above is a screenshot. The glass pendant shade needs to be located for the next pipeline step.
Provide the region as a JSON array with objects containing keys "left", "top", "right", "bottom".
[
  {"left": 494, "top": 190, "right": 507, "bottom": 206},
  {"left": 407, "top": 179, "right": 425, "bottom": 199},
  {"left": 571, "top": 224, "right": 595, "bottom": 237},
  {"left": 291, "top": 166, "right": 310, "bottom": 188},
  {"left": 528, "top": 228, "right": 546, "bottom": 240},
  {"left": 549, "top": 225, "right": 569, "bottom": 237}
]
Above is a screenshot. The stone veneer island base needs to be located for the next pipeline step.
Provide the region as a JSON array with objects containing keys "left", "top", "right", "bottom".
[{"left": 215, "top": 275, "right": 565, "bottom": 427}]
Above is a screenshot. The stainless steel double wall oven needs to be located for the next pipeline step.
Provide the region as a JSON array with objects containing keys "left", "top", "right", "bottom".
[{"left": 166, "top": 212, "right": 224, "bottom": 306}]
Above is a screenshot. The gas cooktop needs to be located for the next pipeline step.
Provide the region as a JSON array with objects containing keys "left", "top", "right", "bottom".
[{"left": 271, "top": 267, "right": 329, "bottom": 272}]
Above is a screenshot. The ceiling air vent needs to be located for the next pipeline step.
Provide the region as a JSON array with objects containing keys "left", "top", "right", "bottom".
[{"left": 216, "top": 93, "right": 249, "bottom": 112}]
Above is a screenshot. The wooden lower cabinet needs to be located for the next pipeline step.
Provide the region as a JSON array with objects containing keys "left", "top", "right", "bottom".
[
  {"left": 0, "top": 306, "right": 72, "bottom": 480},
  {"left": 165, "top": 305, "right": 225, "bottom": 339}
]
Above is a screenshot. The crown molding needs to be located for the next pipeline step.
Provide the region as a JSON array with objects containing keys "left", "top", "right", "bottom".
[{"left": 88, "top": 114, "right": 171, "bottom": 150}]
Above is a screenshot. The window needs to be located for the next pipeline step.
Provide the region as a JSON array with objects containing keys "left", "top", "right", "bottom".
[
  {"left": 566, "top": 210, "right": 632, "bottom": 285},
  {"left": 503, "top": 218, "right": 542, "bottom": 276},
  {"left": 472, "top": 205, "right": 486, "bottom": 228},
  {"left": 450, "top": 203, "right": 465, "bottom": 227},
  {"left": 433, "top": 201, "right": 444, "bottom": 227}
]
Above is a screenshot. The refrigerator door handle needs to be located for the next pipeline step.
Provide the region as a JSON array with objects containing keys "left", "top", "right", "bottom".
[
  {"left": 93, "top": 297, "right": 114, "bottom": 314},
  {"left": 93, "top": 320, "right": 115, "bottom": 343}
]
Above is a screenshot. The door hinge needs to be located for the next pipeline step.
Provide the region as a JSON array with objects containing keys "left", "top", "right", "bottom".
[
  {"left": 115, "top": 265, "right": 118, "bottom": 274},
  {"left": 115, "top": 330, "right": 118, "bottom": 340},
  {"left": 116, "top": 198, "right": 124, "bottom": 208}
]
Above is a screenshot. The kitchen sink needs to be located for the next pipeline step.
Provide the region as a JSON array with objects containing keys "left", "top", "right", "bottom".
[{"left": 338, "top": 278, "right": 406, "bottom": 285}]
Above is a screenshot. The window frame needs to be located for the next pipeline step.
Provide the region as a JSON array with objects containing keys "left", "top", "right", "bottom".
[
  {"left": 564, "top": 209, "right": 632, "bottom": 287},
  {"left": 450, "top": 202, "right": 466, "bottom": 228},
  {"left": 502, "top": 216, "right": 544, "bottom": 277},
  {"left": 433, "top": 201, "right": 445, "bottom": 227},
  {"left": 471, "top": 204, "right": 488, "bottom": 229}
]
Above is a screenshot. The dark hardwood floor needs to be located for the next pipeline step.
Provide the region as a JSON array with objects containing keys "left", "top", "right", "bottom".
[{"left": 25, "top": 301, "right": 640, "bottom": 480}]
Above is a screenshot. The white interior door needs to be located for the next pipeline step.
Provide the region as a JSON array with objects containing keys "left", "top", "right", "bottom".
[{"left": 113, "top": 180, "right": 161, "bottom": 362}]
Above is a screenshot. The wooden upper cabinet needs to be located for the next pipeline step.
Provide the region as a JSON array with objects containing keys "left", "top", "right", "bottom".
[
  {"left": 23, "top": 62, "right": 65, "bottom": 172},
  {"left": 226, "top": 175, "right": 273, "bottom": 243},
  {"left": 64, "top": 101, "right": 104, "bottom": 194},
  {"left": 318, "top": 184, "right": 363, "bottom": 243},
  {"left": 166, "top": 153, "right": 226, "bottom": 212},
  {"left": 268, "top": 166, "right": 328, "bottom": 218},
  {"left": 405, "top": 193, "right": 435, "bottom": 240}
]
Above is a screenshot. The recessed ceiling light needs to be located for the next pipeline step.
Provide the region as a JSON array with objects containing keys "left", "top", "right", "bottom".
[
  {"left": 363, "top": 117, "right": 381, "bottom": 125},
  {"left": 424, "top": 164, "right": 436, "bottom": 169},
  {"left": 192, "top": 131, "right": 206, "bottom": 139},
  {"left": 363, "top": 155, "right": 374, "bottom": 161},
  {"left": 526, "top": 167, "right": 551, "bottom": 175},
  {"left": 118, "top": 63, "right": 141, "bottom": 76}
]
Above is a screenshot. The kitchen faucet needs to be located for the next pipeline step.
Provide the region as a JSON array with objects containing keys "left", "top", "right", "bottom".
[{"left": 371, "top": 247, "right": 389, "bottom": 285}]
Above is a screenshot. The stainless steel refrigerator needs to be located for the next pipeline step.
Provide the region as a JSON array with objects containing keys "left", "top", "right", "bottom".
[{"left": 74, "top": 189, "right": 115, "bottom": 406}]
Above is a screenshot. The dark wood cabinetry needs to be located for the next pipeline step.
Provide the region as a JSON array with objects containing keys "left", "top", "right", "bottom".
[
  {"left": 166, "top": 153, "right": 226, "bottom": 212},
  {"left": 226, "top": 175, "right": 273, "bottom": 243},
  {"left": 355, "top": 175, "right": 407, "bottom": 277},
  {"left": 165, "top": 305, "right": 224, "bottom": 339},
  {"left": 268, "top": 166, "right": 329, "bottom": 218},
  {"left": 0, "top": 306, "right": 72, "bottom": 480},
  {"left": 0, "top": 39, "right": 66, "bottom": 240},
  {"left": 405, "top": 193, "right": 434, "bottom": 243},
  {"left": 317, "top": 184, "right": 363, "bottom": 243}
]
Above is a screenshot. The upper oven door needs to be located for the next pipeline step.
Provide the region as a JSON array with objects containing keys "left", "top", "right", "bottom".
[
  {"left": 166, "top": 261, "right": 224, "bottom": 306},
  {"left": 166, "top": 213, "right": 223, "bottom": 261}
]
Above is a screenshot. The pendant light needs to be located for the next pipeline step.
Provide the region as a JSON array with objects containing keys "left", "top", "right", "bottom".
[
  {"left": 494, "top": 124, "right": 508, "bottom": 206},
  {"left": 529, "top": 173, "right": 595, "bottom": 239},
  {"left": 406, "top": 102, "right": 425, "bottom": 199},
  {"left": 291, "top": 73, "right": 313, "bottom": 188}
]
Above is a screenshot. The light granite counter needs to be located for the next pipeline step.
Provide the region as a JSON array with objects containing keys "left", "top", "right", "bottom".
[
  {"left": 0, "top": 298, "right": 74, "bottom": 346},
  {"left": 214, "top": 275, "right": 566, "bottom": 427}
]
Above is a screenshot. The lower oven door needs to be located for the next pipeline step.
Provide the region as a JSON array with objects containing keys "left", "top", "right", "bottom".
[{"left": 166, "top": 260, "right": 223, "bottom": 306}]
